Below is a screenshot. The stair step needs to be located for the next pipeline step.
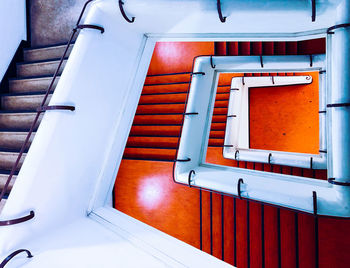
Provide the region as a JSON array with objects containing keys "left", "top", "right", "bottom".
[
  {"left": 142, "top": 82, "right": 230, "bottom": 95},
  {"left": 9, "top": 77, "right": 58, "bottom": 93},
  {"left": 0, "top": 151, "right": 26, "bottom": 171},
  {"left": 17, "top": 59, "right": 67, "bottom": 78},
  {"left": 142, "top": 83, "right": 189, "bottom": 95},
  {"left": 139, "top": 92, "right": 229, "bottom": 104},
  {"left": 0, "top": 112, "right": 41, "bottom": 130},
  {"left": 145, "top": 73, "right": 191, "bottom": 85},
  {"left": 127, "top": 137, "right": 178, "bottom": 148},
  {"left": 129, "top": 125, "right": 225, "bottom": 138},
  {"left": 126, "top": 136, "right": 223, "bottom": 148},
  {"left": 123, "top": 147, "right": 176, "bottom": 161},
  {"left": 0, "top": 132, "right": 34, "bottom": 150},
  {"left": 130, "top": 125, "right": 182, "bottom": 136},
  {"left": 0, "top": 173, "right": 16, "bottom": 193},
  {"left": 24, "top": 44, "right": 73, "bottom": 62},
  {"left": 1, "top": 93, "right": 50, "bottom": 110},
  {"left": 133, "top": 114, "right": 227, "bottom": 125},
  {"left": 136, "top": 102, "right": 228, "bottom": 114}
]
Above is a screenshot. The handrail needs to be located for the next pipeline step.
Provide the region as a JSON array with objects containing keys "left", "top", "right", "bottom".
[
  {"left": 119, "top": 0, "right": 135, "bottom": 23},
  {"left": 0, "top": 249, "right": 33, "bottom": 268},
  {"left": 217, "top": 0, "right": 227, "bottom": 23},
  {"left": 0, "top": 211, "right": 34, "bottom": 226},
  {"left": 0, "top": 0, "right": 102, "bottom": 225}
]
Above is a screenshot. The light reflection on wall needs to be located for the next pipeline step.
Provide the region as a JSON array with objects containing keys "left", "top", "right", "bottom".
[{"left": 138, "top": 177, "right": 164, "bottom": 210}]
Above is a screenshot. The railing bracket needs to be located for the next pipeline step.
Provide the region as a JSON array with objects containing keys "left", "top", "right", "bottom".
[
  {"left": 192, "top": 72, "right": 205, "bottom": 76},
  {"left": 310, "top": 55, "right": 313, "bottom": 67},
  {"left": 260, "top": 55, "right": 264, "bottom": 68},
  {"left": 176, "top": 158, "right": 191, "bottom": 162},
  {"left": 75, "top": 24, "right": 104, "bottom": 34},
  {"left": 234, "top": 150, "right": 239, "bottom": 160},
  {"left": 119, "top": 0, "right": 135, "bottom": 23},
  {"left": 310, "top": 157, "right": 313, "bottom": 169},
  {"left": 217, "top": 0, "right": 227, "bottom": 23},
  {"left": 237, "top": 178, "right": 244, "bottom": 199},
  {"left": 37, "top": 105, "right": 75, "bottom": 113},
  {"left": 0, "top": 211, "right": 35, "bottom": 226},
  {"left": 0, "top": 249, "right": 33, "bottom": 268},
  {"left": 210, "top": 55, "right": 216, "bottom": 68},
  {"left": 327, "top": 23, "right": 350, "bottom": 34},
  {"left": 268, "top": 153, "right": 272, "bottom": 164},
  {"left": 188, "top": 170, "right": 195, "bottom": 187},
  {"left": 328, "top": 178, "right": 350, "bottom": 186},
  {"left": 327, "top": 103, "right": 350, "bottom": 108},
  {"left": 311, "top": 0, "right": 316, "bottom": 22}
]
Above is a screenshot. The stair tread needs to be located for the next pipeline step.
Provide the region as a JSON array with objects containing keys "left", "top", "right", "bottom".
[
  {"left": 23, "top": 43, "right": 73, "bottom": 51},
  {"left": 1, "top": 91, "right": 49, "bottom": 97},
  {"left": 17, "top": 58, "right": 68, "bottom": 66},
  {"left": 8, "top": 75, "right": 59, "bottom": 81}
]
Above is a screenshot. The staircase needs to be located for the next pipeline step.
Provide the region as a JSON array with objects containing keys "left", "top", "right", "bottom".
[
  {"left": 0, "top": 44, "right": 72, "bottom": 212},
  {"left": 123, "top": 72, "right": 227, "bottom": 161}
]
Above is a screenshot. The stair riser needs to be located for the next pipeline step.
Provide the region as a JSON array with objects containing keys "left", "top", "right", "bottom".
[
  {"left": 9, "top": 78, "right": 58, "bottom": 93},
  {"left": 0, "top": 152, "right": 25, "bottom": 171},
  {"left": 0, "top": 133, "right": 33, "bottom": 151},
  {"left": 123, "top": 148, "right": 175, "bottom": 161},
  {"left": 17, "top": 60, "right": 67, "bottom": 78},
  {"left": 0, "top": 114, "right": 42, "bottom": 130},
  {"left": 24, "top": 45, "right": 72, "bottom": 62},
  {"left": 1, "top": 95, "right": 51, "bottom": 110}
]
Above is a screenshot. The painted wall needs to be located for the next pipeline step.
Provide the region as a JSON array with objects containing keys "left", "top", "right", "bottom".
[
  {"left": 115, "top": 41, "right": 350, "bottom": 267},
  {"left": 0, "top": 0, "right": 26, "bottom": 82},
  {"left": 29, "top": 0, "right": 86, "bottom": 47}
]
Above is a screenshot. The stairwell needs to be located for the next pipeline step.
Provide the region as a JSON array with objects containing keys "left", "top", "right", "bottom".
[{"left": 0, "top": 44, "right": 72, "bottom": 212}]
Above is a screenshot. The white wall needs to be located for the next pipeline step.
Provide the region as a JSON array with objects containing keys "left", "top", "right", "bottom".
[{"left": 0, "top": 0, "right": 26, "bottom": 82}]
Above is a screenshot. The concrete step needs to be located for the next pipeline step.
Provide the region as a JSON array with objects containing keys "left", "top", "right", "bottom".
[
  {"left": 0, "top": 131, "right": 34, "bottom": 151},
  {"left": 0, "top": 173, "right": 16, "bottom": 193},
  {"left": 1, "top": 93, "right": 51, "bottom": 110},
  {"left": 17, "top": 59, "right": 67, "bottom": 78},
  {"left": 24, "top": 44, "right": 72, "bottom": 62},
  {"left": 0, "top": 151, "right": 26, "bottom": 171},
  {"left": 9, "top": 76, "right": 58, "bottom": 94},
  {"left": 0, "top": 112, "right": 41, "bottom": 130}
]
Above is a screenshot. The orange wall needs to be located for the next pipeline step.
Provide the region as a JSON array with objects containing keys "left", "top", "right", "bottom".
[{"left": 115, "top": 41, "right": 350, "bottom": 268}]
